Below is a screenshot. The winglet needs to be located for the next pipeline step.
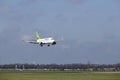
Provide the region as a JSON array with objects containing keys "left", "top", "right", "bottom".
[
  {"left": 36, "top": 32, "right": 40, "bottom": 40},
  {"left": 61, "top": 36, "right": 64, "bottom": 41}
]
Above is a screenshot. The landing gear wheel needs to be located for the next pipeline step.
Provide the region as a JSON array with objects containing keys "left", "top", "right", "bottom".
[{"left": 40, "top": 42, "right": 43, "bottom": 47}]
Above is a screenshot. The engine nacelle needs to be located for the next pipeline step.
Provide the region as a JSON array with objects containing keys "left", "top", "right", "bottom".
[{"left": 52, "top": 42, "right": 56, "bottom": 45}]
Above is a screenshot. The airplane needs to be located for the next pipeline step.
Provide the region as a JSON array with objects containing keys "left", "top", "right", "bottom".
[{"left": 23, "top": 32, "right": 62, "bottom": 47}]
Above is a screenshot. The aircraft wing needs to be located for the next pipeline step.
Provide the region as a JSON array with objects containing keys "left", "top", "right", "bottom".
[
  {"left": 28, "top": 41, "right": 39, "bottom": 44},
  {"left": 23, "top": 40, "right": 39, "bottom": 44}
]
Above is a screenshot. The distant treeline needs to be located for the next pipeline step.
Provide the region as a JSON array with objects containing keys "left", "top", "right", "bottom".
[{"left": 0, "top": 63, "right": 120, "bottom": 71}]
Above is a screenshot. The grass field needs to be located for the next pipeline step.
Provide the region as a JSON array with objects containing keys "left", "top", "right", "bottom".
[{"left": 0, "top": 71, "right": 120, "bottom": 80}]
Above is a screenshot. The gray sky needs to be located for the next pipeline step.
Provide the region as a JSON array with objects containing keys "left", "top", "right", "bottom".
[{"left": 0, "top": 0, "right": 120, "bottom": 64}]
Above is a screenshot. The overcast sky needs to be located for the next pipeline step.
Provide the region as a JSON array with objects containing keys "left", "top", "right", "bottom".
[{"left": 0, "top": 0, "right": 120, "bottom": 64}]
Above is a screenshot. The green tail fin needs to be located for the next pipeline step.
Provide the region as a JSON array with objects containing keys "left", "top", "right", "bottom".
[{"left": 36, "top": 32, "right": 40, "bottom": 40}]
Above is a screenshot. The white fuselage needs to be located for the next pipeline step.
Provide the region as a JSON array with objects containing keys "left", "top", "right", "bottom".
[{"left": 37, "top": 37, "right": 55, "bottom": 44}]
